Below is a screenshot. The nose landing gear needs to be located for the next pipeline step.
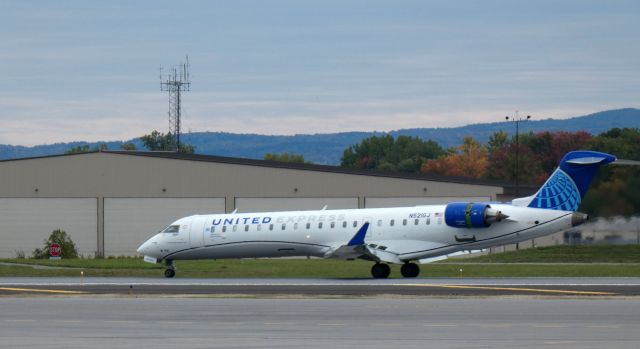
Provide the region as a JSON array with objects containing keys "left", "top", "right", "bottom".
[{"left": 163, "top": 259, "right": 176, "bottom": 278}]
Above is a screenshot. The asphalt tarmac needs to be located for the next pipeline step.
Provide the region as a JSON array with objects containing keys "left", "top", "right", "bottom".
[
  {"left": 1, "top": 297, "right": 638, "bottom": 349},
  {"left": 1, "top": 277, "right": 640, "bottom": 296}
]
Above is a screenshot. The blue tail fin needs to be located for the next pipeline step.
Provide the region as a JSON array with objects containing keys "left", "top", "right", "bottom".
[{"left": 513, "top": 150, "right": 616, "bottom": 211}]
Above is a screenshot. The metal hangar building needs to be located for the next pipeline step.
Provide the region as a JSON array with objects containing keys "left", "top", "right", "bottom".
[{"left": 0, "top": 151, "right": 510, "bottom": 257}]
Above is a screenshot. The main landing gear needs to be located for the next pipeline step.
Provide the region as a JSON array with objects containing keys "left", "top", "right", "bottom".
[
  {"left": 371, "top": 263, "right": 391, "bottom": 279},
  {"left": 163, "top": 259, "right": 176, "bottom": 278},
  {"left": 400, "top": 262, "right": 420, "bottom": 278},
  {"left": 370, "top": 262, "right": 420, "bottom": 278}
]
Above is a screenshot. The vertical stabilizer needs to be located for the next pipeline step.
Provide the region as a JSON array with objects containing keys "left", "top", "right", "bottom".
[{"left": 512, "top": 151, "right": 616, "bottom": 211}]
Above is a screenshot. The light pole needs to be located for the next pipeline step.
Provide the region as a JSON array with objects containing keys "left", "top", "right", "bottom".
[
  {"left": 505, "top": 112, "right": 531, "bottom": 251},
  {"left": 505, "top": 112, "right": 531, "bottom": 197}
]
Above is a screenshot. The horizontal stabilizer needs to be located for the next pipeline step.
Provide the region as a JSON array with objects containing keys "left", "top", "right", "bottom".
[
  {"left": 566, "top": 156, "right": 610, "bottom": 165},
  {"left": 614, "top": 159, "right": 640, "bottom": 166}
]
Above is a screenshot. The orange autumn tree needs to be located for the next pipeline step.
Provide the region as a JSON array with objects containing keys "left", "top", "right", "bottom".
[{"left": 421, "top": 137, "right": 489, "bottom": 179}]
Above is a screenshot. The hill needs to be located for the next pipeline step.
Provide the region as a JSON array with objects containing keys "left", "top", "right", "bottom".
[{"left": 1, "top": 108, "right": 639, "bottom": 164}]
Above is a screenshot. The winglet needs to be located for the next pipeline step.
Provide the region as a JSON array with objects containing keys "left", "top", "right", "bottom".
[{"left": 348, "top": 222, "right": 369, "bottom": 246}]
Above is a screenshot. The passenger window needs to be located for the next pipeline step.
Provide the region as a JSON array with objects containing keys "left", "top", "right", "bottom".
[
  {"left": 330, "top": 222, "right": 335, "bottom": 229},
  {"left": 306, "top": 223, "right": 310, "bottom": 229},
  {"left": 390, "top": 219, "right": 395, "bottom": 226},
  {"left": 427, "top": 218, "right": 431, "bottom": 225},
  {"left": 342, "top": 221, "right": 347, "bottom": 228},
  {"left": 402, "top": 219, "right": 407, "bottom": 226},
  {"left": 377, "top": 220, "right": 382, "bottom": 227},
  {"left": 232, "top": 225, "right": 237, "bottom": 232},
  {"left": 222, "top": 226, "right": 227, "bottom": 233},
  {"left": 269, "top": 224, "right": 274, "bottom": 231},
  {"left": 294, "top": 223, "right": 299, "bottom": 230},
  {"left": 353, "top": 221, "right": 357, "bottom": 228},
  {"left": 211, "top": 226, "right": 216, "bottom": 232},
  {"left": 244, "top": 225, "right": 249, "bottom": 232},
  {"left": 281, "top": 224, "right": 286, "bottom": 230},
  {"left": 257, "top": 225, "right": 262, "bottom": 231},
  {"left": 414, "top": 219, "right": 419, "bottom": 225},
  {"left": 318, "top": 222, "right": 323, "bottom": 229}
]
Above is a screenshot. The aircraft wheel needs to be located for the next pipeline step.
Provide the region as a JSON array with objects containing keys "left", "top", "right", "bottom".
[
  {"left": 371, "top": 263, "right": 391, "bottom": 279},
  {"left": 164, "top": 268, "right": 176, "bottom": 278},
  {"left": 400, "top": 262, "right": 420, "bottom": 278}
]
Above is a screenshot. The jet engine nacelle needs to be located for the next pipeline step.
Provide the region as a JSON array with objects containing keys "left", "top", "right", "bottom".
[{"left": 444, "top": 202, "right": 508, "bottom": 229}]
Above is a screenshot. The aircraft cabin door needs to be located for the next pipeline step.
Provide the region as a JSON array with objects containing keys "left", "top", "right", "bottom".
[{"left": 189, "top": 216, "right": 207, "bottom": 247}]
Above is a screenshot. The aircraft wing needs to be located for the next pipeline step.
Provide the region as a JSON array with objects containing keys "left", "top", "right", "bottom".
[
  {"left": 324, "top": 223, "right": 446, "bottom": 264},
  {"left": 418, "top": 249, "right": 486, "bottom": 264}
]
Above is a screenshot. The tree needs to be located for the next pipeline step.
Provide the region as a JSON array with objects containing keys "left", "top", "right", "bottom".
[
  {"left": 65, "top": 143, "right": 108, "bottom": 154},
  {"left": 264, "top": 153, "right": 307, "bottom": 163},
  {"left": 140, "top": 130, "right": 195, "bottom": 153},
  {"left": 341, "top": 135, "right": 444, "bottom": 173},
  {"left": 581, "top": 128, "right": 640, "bottom": 217},
  {"left": 32, "top": 229, "right": 79, "bottom": 259},
  {"left": 421, "top": 137, "right": 489, "bottom": 178},
  {"left": 65, "top": 145, "right": 92, "bottom": 154},
  {"left": 121, "top": 142, "right": 137, "bottom": 151}
]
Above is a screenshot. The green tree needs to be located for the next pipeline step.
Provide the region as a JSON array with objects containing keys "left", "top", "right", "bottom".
[
  {"left": 581, "top": 128, "right": 640, "bottom": 217},
  {"left": 65, "top": 145, "right": 92, "bottom": 154},
  {"left": 121, "top": 142, "right": 137, "bottom": 151},
  {"left": 264, "top": 153, "right": 307, "bottom": 163},
  {"left": 341, "top": 135, "right": 444, "bottom": 173},
  {"left": 140, "top": 130, "right": 195, "bottom": 153},
  {"left": 65, "top": 143, "right": 109, "bottom": 154},
  {"left": 32, "top": 229, "right": 79, "bottom": 259}
]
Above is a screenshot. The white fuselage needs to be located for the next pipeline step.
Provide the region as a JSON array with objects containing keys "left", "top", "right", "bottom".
[{"left": 137, "top": 204, "right": 574, "bottom": 263}]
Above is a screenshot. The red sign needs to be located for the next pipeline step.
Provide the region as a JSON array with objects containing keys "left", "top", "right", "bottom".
[{"left": 50, "top": 243, "right": 61, "bottom": 257}]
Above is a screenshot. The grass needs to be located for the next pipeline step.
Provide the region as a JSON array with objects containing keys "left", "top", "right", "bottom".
[
  {"left": 450, "top": 244, "right": 640, "bottom": 263},
  {"left": 1, "top": 245, "right": 639, "bottom": 278}
]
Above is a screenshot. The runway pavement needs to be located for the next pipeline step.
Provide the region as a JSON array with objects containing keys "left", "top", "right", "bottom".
[
  {"left": 1, "top": 277, "right": 640, "bottom": 296},
  {"left": 1, "top": 297, "right": 638, "bottom": 349}
]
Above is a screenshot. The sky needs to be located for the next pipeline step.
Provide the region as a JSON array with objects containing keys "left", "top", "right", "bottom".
[{"left": 1, "top": 0, "right": 639, "bottom": 146}]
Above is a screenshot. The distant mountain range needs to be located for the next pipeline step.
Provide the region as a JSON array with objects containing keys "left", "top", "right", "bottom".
[{"left": 2, "top": 108, "right": 639, "bottom": 165}]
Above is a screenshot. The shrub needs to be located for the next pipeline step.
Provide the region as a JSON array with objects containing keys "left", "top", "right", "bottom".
[{"left": 32, "top": 229, "right": 79, "bottom": 259}]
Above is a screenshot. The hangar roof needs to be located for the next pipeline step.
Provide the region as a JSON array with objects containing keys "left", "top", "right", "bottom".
[
  {"left": 1, "top": 150, "right": 531, "bottom": 191},
  {"left": 102, "top": 151, "right": 512, "bottom": 186}
]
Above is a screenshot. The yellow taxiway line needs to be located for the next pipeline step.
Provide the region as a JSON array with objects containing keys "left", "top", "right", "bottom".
[
  {"left": 0, "top": 287, "right": 86, "bottom": 295},
  {"left": 403, "top": 284, "right": 616, "bottom": 296}
]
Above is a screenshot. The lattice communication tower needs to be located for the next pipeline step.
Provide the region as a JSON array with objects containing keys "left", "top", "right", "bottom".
[{"left": 160, "top": 56, "right": 191, "bottom": 151}]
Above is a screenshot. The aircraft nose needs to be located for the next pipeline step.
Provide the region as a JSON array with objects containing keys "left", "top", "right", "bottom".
[
  {"left": 137, "top": 239, "right": 153, "bottom": 254},
  {"left": 136, "top": 241, "right": 147, "bottom": 254}
]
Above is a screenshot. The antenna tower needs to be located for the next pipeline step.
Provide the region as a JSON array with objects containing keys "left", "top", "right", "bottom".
[{"left": 160, "top": 56, "right": 191, "bottom": 151}]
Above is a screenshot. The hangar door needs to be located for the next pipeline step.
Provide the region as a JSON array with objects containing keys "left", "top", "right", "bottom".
[
  {"left": 0, "top": 198, "right": 97, "bottom": 258},
  {"left": 365, "top": 196, "right": 492, "bottom": 208},
  {"left": 235, "top": 197, "right": 358, "bottom": 213},
  {"left": 104, "top": 198, "right": 225, "bottom": 256}
]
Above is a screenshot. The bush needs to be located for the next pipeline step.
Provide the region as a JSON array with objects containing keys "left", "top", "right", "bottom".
[{"left": 32, "top": 229, "right": 79, "bottom": 259}]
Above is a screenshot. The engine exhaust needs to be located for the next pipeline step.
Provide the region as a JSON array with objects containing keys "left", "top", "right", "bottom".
[{"left": 571, "top": 212, "right": 589, "bottom": 227}]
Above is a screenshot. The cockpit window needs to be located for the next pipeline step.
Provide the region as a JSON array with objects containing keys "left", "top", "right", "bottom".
[{"left": 163, "top": 225, "right": 180, "bottom": 234}]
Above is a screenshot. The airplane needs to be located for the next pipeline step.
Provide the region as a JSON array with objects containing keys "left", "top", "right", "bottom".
[{"left": 137, "top": 150, "right": 623, "bottom": 278}]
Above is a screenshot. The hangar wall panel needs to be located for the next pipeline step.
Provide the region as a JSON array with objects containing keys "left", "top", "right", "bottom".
[
  {"left": 0, "top": 198, "right": 97, "bottom": 258},
  {"left": 365, "top": 196, "right": 491, "bottom": 208},
  {"left": 104, "top": 198, "right": 225, "bottom": 256},
  {"left": 235, "top": 197, "right": 358, "bottom": 213}
]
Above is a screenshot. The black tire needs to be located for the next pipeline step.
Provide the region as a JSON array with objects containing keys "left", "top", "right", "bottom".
[
  {"left": 400, "top": 262, "right": 420, "bottom": 278},
  {"left": 164, "top": 269, "right": 176, "bottom": 278},
  {"left": 371, "top": 263, "right": 391, "bottom": 279}
]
